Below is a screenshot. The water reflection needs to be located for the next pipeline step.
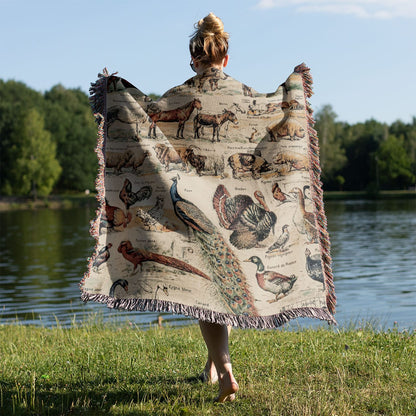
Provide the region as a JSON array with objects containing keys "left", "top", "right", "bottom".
[{"left": 0, "top": 198, "right": 415, "bottom": 329}]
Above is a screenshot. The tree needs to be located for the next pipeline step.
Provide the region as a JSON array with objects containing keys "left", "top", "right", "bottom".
[
  {"left": 376, "top": 135, "right": 415, "bottom": 189},
  {"left": 44, "top": 85, "right": 97, "bottom": 191},
  {"left": 10, "top": 108, "right": 61, "bottom": 197},
  {"left": 314, "top": 105, "right": 347, "bottom": 189}
]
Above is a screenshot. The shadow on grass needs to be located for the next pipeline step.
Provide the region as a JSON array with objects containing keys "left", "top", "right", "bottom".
[{"left": 1, "top": 374, "right": 209, "bottom": 415}]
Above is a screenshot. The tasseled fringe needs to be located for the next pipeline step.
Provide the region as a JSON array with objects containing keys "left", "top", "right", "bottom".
[
  {"left": 80, "top": 292, "right": 337, "bottom": 329},
  {"left": 295, "top": 63, "right": 336, "bottom": 315},
  {"left": 79, "top": 69, "right": 111, "bottom": 290}
]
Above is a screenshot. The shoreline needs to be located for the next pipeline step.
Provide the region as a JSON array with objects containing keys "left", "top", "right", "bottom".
[{"left": 0, "top": 190, "right": 415, "bottom": 211}]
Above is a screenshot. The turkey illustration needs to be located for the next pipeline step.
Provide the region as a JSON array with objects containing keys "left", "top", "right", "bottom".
[
  {"left": 170, "top": 176, "right": 257, "bottom": 316},
  {"left": 213, "top": 184, "right": 277, "bottom": 250}
]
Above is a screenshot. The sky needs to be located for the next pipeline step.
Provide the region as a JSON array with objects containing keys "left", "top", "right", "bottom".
[{"left": 1, "top": 0, "right": 415, "bottom": 125}]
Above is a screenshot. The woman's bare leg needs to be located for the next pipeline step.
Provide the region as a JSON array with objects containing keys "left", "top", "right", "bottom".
[
  {"left": 200, "top": 325, "right": 231, "bottom": 384},
  {"left": 199, "top": 321, "right": 239, "bottom": 402}
]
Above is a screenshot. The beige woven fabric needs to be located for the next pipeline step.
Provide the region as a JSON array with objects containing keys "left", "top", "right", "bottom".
[{"left": 80, "top": 64, "right": 336, "bottom": 328}]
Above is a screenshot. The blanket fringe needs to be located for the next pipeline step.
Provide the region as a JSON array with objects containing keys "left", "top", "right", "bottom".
[
  {"left": 80, "top": 291, "right": 336, "bottom": 329},
  {"left": 295, "top": 63, "right": 336, "bottom": 315}
]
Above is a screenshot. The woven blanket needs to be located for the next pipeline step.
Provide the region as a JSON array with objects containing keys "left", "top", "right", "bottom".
[{"left": 80, "top": 63, "right": 336, "bottom": 328}]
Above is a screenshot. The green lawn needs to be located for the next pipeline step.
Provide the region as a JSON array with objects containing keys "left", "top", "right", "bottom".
[{"left": 0, "top": 322, "right": 415, "bottom": 415}]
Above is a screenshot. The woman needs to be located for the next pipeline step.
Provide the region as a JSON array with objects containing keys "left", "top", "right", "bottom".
[
  {"left": 83, "top": 11, "right": 335, "bottom": 406},
  {"left": 187, "top": 13, "right": 239, "bottom": 404}
]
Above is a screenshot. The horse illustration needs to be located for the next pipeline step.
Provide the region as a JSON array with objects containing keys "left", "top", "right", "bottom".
[
  {"left": 193, "top": 110, "right": 238, "bottom": 142},
  {"left": 147, "top": 98, "right": 202, "bottom": 139}
]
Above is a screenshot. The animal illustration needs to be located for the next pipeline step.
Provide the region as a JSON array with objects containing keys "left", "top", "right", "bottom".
[
  {"left": 305, "top": 248, "right": 324, "bottom": 288},
  {"left": 155, "top": 285, "right": 169, "bottom": 298},
  {"left": 281, "top": 99, "right": 303, "bottom": 111},
  {"left": 109, "top": 279, "right": 128, "bottom": 297},
  {"left": 118, "top": 240, "right": 211, "bottom": 280},
  {"left": 228, "top": 153, "right": 272, "bottom": 180},
  {"left": 153, "top": 143, "right": 188, "bottom": 171},
  {"left": 93, "top": 243, "right": 113, "bottom": 270},
  {"left": 107, "top": 105, "right": 143, "bottom": 131},
  {"left": 101, "top": 199, "right": 132, "bottom": 231},
  {"left": 134, "top": 196, "right": 176, "bottom": 232},
  {"left": 196, "top": 68, "right": 228, "bottom": 92},
  {"left": 267, "top": 225, "right": 289, "bottom": 253},
  {"left": 273, "top": 151, "right": 309, "bottom": 172},
  {"left": 245, "top": 256, "right": 297, "bottom": 303},
  {"left": 193, "top": 110, "right": 238, "bottom": 142},
  {"left": 266, "top": 103, "right": 281, "bottom": 113},
  {"left": 249, "top": 128, "right": 257, "bottom": 143},
  {"left": 242, "top": 84, "right": 253, "bottom": 97},
  {"left": 271, "top": 182, "right": 293, "bottom": 204},
  {"left": 105, "top": 150, "right": 149, "bottom": 175},
  {"left": 119, "top": 178, "right": 152, "bottom": 209},
  {"left": 213, "top": 185, "right": 277, "bottom": 250},
  {"left": 267, "top": 116, "right": 305, "bottom": 141},
  {"left": 183, "top": 147, "right": 225, "bottom": 177},
  {"left": 170, "top": 177, "right": 257, "bottom": 315},
  {"left": 290, "top": 187, "right": 318, "bottom": 243},
  {"left": 147, "top": 98, "right": 202, "bottom": 138}
]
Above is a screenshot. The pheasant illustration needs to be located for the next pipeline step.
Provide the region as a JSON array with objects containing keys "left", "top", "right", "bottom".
[
  {"left": 170, "top": 177, "right": 257, "bottom": 315},
  {"left": 213, "top": 184, "right": 277, "bottom": 249},
  {"left": 290, "top": 187, "right": 318, "bottom": 243},
  {"left": 118, "top": 240, "right": 211, "bottom": 280},
  {"left": 245, "top": 256, "right": 297, "bottom": 303},
  {"left": 93, "top": 243, "right": 113, "bottom": 270},
  {"left": 305, "top": 248, "right": 324, "bottom": 288},
  {"left": 267, "top": 224, "right": 289, "bottom": 253},
  {"left": 109, "top": 279, "right": 128, "bottom": 297}
]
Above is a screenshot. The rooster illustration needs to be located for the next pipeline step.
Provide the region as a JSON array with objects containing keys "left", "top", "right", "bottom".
[
  {"left": 170, "top": 177, "right": 257, "bottom": 315},
  {"left": 213, "top": 185, "right": 277, "bottom": 249}
]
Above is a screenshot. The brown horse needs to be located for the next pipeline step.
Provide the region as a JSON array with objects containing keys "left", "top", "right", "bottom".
[
  {"left": 147, "top": 98, "right": 202, "bottom": 138},
  {"left": 193, "top": 110, "right": 238, "bottom": 142}
]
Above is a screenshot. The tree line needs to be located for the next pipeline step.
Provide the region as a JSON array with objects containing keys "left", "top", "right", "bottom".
[{"left": 0, "top": 80, "right": 415, "bottom": 197}]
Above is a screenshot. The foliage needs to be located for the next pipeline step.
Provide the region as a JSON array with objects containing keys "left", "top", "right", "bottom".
[
  {"left": 8, "top": 108, "right": 61, "bottom": 197},
  {"left": 314, "top": 105, "right": 416, "bottom": 191},
  {"left": 0, "top": 323, "right": 414, "bottom": 415}
]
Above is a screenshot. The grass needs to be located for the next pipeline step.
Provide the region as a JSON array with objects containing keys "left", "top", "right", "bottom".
[{"left": 0, "top": 321, "right": 415, "bottom": 416}]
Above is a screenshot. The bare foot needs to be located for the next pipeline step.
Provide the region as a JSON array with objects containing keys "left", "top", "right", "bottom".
[
  {"left": 215, "top": 372, "right": 239, "bottom": 403},
  {"left": 199, "top": 359, "right": 218, "bottom": 384}
]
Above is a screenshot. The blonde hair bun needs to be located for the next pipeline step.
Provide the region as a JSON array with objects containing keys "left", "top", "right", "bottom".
[{"left": 190, "top": 13, "right": 229, "bottom": 65}]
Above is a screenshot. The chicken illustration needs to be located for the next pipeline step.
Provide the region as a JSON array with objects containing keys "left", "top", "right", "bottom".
[
  {"left": 170, "top": 177, "right": 257, "bottom": 315},
  {"left": 290, "top": 187, "right": 318, "bottom": 243},
  {"left": 213, "top": 184, "right": 277, "bottom": 250},
  {"left": 305, "top": 248, "right": 324, "bottom": 288},
  {"left": 101, "top": 199, "right": 132, "bottom": 230},
  {"left": 119, "top": 178, "right": 152, "bottom": 209},
  {"left": 93, "top": 243, "right": 113, "bottom": 270},
  {"left": 245, "top": 256, "right": 297, "bottom": 303},
  {"left": 109, "top": 279, "right": 128, "bottom": 297},
  {"left": 267, "top": 224, "right": 289, "bottom": 253}
]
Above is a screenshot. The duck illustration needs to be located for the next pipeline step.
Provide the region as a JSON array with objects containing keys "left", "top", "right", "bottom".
[
  {"left": 170, "top": 177, "right": 257, "bottom": 315},
  {"left": 245, "top": 256, "right": 297, "bottom": 303},
  {"left": 267, "top": 224, "right": 289, "bottom": 253},
  {"left": 305, "top": 248, "right": 324, "bottom": 288},
  {"left": 290, "top": 187, "right": 318, "bottom": 243},
  {"left": 109, "top": 279, "right": 128, "bottom": 297},
  {"left": 213, "top": 184, "right": 277, "bottom": 249},
  {"left": 93, "top": 243, "right": 112, "bottom": 270}
]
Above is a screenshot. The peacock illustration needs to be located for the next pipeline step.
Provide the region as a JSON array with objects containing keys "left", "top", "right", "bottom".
[
  {"left": 245, "top": 256, "right": 297, "bottom": 303},
  {"left": 170, "top": 177, "right": 257, "bottom": 316},
  {"left": 213, "top": 184, "right": 277, "bottom": 249},
  {"left": 109, "top": 279, "right": 128, "bottom": 297}
]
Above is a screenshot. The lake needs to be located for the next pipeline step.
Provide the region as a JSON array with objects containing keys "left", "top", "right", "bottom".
[{"left": 0, "top": 198, "right": 415, "bottom": 330}]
